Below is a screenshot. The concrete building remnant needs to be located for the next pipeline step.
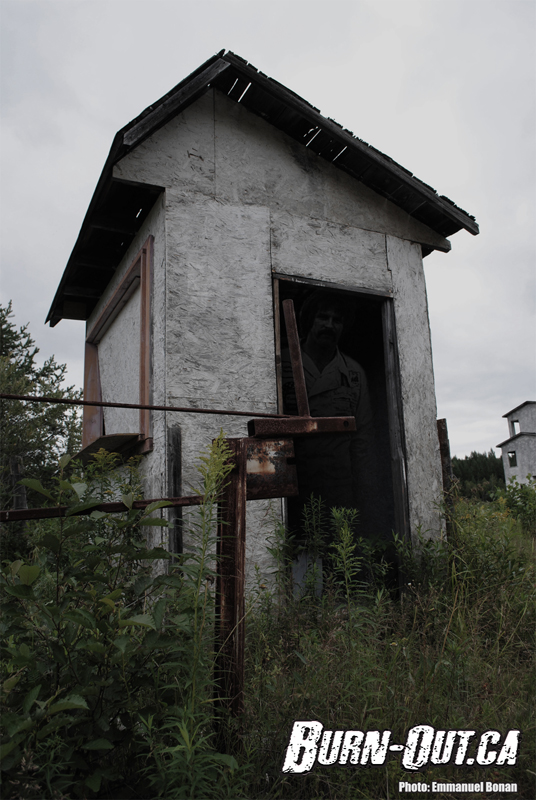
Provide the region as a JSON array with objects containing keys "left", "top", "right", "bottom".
[{"left": 497, "top": 402, "right": 536, "bottom": 485}]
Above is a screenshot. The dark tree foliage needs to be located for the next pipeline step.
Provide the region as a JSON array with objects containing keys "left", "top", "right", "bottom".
[
  {"left": 452, "top": 449, "right": 505, "bottom": 500},
  {"left": 0, "top": 302, "right": 82, "bottom": 557}
]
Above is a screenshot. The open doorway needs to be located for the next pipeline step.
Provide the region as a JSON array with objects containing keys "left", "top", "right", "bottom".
[{"left": 273, "top": 274, "right": 410, "bottom": 585}]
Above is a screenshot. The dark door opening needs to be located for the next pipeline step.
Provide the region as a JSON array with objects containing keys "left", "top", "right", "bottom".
[{"left": 273, "top": 275, "right": 410, "bottom": 583}]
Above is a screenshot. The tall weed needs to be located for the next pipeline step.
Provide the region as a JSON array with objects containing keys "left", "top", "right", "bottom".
[{"left": 244, "top": 498, "right": 535, "bottom": 799}]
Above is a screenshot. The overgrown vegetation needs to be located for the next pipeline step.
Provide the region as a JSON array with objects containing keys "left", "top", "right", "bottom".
[
  {"left": 0, "top": 301, "right": 82, "bottom": 562},
  {"left": 1, "top": 439, "right": 245, "bottom": 799},
  {"left": 452, "top": 449, "right": 505, "bottom": 501},
  {"left": 1, "top": 437, "right": 534, "bottom": 798},
  {"left": 243, "top": 492, "right": 535, "bottom": 798}
]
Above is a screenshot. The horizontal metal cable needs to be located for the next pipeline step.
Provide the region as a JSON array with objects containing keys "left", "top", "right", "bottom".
[{"left": 0, "top": 393, "right": 290, "bottom": 419}]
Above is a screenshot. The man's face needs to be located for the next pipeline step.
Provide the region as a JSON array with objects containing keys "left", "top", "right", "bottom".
[{"left": 309, "top": 305, "right": 344, "bottom": 346}]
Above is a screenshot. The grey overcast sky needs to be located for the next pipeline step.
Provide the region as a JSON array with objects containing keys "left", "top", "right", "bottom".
[{"left": 1, "top": 0, "right": 534, "bottom": 457}]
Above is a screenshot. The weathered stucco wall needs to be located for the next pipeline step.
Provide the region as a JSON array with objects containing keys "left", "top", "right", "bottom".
[
  {"left": 387, "top": 236, "right": 443, "bottom": 539},
  {"left": 109, "top": 87, "right": 447, "bottom": 576}
]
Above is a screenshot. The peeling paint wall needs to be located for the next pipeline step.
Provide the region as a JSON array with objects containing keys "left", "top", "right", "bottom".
[{"left": 106, "top": 87, "right": 447, "bottom": 578}]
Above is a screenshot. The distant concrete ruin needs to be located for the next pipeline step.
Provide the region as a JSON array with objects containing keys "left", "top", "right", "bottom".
[{"left": 497, "top": 402, "right": 536, "bottom": 485}]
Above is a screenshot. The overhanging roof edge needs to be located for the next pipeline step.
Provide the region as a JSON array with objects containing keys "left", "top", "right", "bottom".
[{"left": 48, "top": 49, "right": 479, "bottom": 326}]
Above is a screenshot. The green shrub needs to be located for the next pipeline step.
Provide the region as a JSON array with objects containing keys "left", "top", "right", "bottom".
[
  {"left": 500, "top": 475, "right": 536, "bottom": 535},
  {"left": 1, "top": 436, "right": 245, "bottom": 799}
]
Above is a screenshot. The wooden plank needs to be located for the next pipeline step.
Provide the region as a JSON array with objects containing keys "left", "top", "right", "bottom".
[
  {"left": 282, "top": 299, "right": 310, "bottom": 417},
  {"left": 381, "top": 300, "right": 411, "bottom": 551},
  {"left": 139, "top": 239, "right": 152, "bottom": 446},
  {"left": 123, "top": 59, "right": 230, "bottom": 148},
  {"left": 273, "top": 278, "right": 284, "bottom": 413},
  {"left": 437, "top": 418, "right": 454, "bottom": 535},
  {"left": 82, "top": 342, "right": 103, "bottom": 448},
  {"left": 273, "top": 272, "right": 393, "bottom": 299}
]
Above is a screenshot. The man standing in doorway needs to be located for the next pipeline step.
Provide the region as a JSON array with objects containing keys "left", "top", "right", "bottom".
[{"left": 282, "top": 290, "right": 374, "bottom": 588}]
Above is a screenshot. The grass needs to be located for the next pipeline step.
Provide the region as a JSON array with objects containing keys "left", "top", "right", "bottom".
[{"left": 241, "top": 498, "right": 535, "bottom": 799}]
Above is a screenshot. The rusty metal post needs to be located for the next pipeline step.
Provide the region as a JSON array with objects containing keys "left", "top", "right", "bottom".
[
  {"left": 282, "top": 299, "right": 310, "bottom": 417},
  {"left": 215, "top": 438, "right": 248, "bottom": 734}
]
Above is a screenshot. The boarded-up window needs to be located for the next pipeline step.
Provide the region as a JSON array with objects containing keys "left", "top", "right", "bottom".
[{"left": 82, "top": 237, "right": 153, "bottom": 454}]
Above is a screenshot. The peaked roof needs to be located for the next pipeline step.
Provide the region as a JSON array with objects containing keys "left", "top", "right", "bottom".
[{"left": 47, "top": 50, "right": 479, "bottom": 326}]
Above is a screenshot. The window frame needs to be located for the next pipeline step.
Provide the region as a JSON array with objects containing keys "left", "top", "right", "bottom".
[{"left": 81, "top": 236, "right": 153, "bottom": 454}]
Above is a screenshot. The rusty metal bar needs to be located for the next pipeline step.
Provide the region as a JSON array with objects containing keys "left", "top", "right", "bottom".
[
  {"left": 248, "top": 415, "right": 355, "bottom": 438},
  {"left": 282, "top": 299, "right": 310, "bottom": 417},
  {"left": 0, "top": 495, "right": 202, "bottom": 523},
  {"left": 0, "top": 393, "right": 290, "bottom": 420},
  {"left": 215, "top": 438, "right": 248, "bottom": 731}
]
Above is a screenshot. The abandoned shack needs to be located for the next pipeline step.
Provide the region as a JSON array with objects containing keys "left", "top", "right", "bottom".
[{"left": 47, "top": 51, "right": 479, "bottom": 583}]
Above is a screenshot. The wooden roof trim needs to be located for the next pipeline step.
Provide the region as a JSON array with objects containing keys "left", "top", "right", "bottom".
[
  {"left": 123, "top": 59, "right": 230, "bottom": 149},
  {"left": 219, "top": 53, "right": 479, "bottom": 236}
]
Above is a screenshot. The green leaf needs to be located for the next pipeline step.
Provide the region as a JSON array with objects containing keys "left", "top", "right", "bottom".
[
  {"left": 90, "top": 510, "right": 107, "bottom": 520},
  {"left": 66, "top": 499, "right": 102, "bottom": 516},
  {"left": 122, "top": 492, "right": 134, "bottom": 509},
  {"left": 4, "top": 584, "right": 35, "bottom": 599},
  {"left": 132, "top": 575, "right": 152, "bottom": 596},
  {"left": 0, "top": 738, "right": 20, "bottom": 761},
  {"left": 113, "top": 635, "right": 131, "bottom": 654},
  {"left": 41, "top": 532, "right": 61, "bottom": 554},
  {"left": 82, "top": 738, "right": 114, "bottom": 750},
  {"left": 139, "top": 518, "right": 169, "bottom": 527},
  {"left": 9, "top": 560, "right": 22, "bottom": 576},
  {"left": 71, "top": 482, "right": 87, "bottom": 498},
  {"left": 85, "top": 641, "right": 105, "bottom": 654},
  {"left": 19, "top": 642, "right": 30, "bottom": 658},
  {"left": 64, "top": 609, "right": 96, "bottom": 629},
  {"left": 153, "top": 598, "right": 166, "bottom": 630},
  {"left": 144, "top": 500, "right": 172, "bottom": 514},
  {"left": 18, "top": 565, "right": 40, "bottom": 586},
  {"left": 211, "top": 752, "right": 239, "bottom": 770},
  {"left": 3, "top": 674, "right": 21, "bottom": 692},
  {"left": 85, "top": 772, "right": 103, "bottom": 792},
  {"left": 19, "top": 478, "right": 55, "bottom": 500},
  {"left": 22, "top": 684, "right": 41, "bottom": 714},
  {"left": 58, "top": 453, "right": 72, "bottom": 469},
  {"left": 119, "top": 614, "right": 156, "bottom": 629},
  {"left": 49, "top": 694, "right": 88, "bottom": 715}
]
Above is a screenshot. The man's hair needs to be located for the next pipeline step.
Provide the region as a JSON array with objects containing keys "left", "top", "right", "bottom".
[{"left": 299, "top": 290, "right": 351, "bottom": 336}]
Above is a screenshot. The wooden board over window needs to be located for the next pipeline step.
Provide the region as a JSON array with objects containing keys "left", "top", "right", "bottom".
[{"left": 81, "top": 237, "right": 153, "bottom": 456}]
